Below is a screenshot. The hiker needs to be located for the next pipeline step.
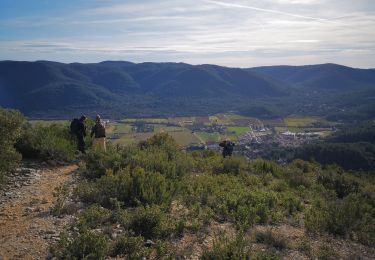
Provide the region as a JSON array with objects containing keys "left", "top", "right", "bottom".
[
  {"left": 91, "top": 114, "right": 106, "bottom": 151},
  {"left": 219, "top": 139, "right": 235, "bottom": 158},
  {"left": 70, "top": 115, "right": 87, "bottom": 154}
]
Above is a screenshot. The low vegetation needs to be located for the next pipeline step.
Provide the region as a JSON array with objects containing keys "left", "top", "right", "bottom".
[
  {"left": 51, "top": 133, "right": 375, "bottom": 258},
  {"left": 1, "top": 107, "right": 374, "bottom": 258}
]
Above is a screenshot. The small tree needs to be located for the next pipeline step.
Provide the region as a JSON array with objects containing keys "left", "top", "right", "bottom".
[{"left": 0, "top": 108, "right": 25, "bottom": 185}]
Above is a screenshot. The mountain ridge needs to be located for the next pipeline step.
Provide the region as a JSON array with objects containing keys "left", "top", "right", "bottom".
[{"left": 1, "top": 60, "right": 374, "bottom": 119}]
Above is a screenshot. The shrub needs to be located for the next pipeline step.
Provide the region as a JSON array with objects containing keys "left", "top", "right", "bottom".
[
  {"left": 180, "top": 173, "right": 278, "bottom": 229},
  {"left": 315, "top": 244, "right": 338, "bottom": 260},
  {"left": 138, "top": 132, "right": 180, "bottom": 159},
  {"left": 130, "top": 205, "right": 174, "bottom": 239},
  {"left": 83, "top": 134, "right": 190, "bottom": 180},
  {"left": 255, "top": 252, "right": 280, "bottom": 260},
  {"left": 305, "top": 194, "right": 375, "bottom": 246},
  {"left": 84, "top": 147, "right": 125, "bottom": 179},
  {"left": 113, "top": 235, "right": 151, "bottom": 259},
  {"left": 282, "top": 168, "right": 311, "bottom": 189},
  {"left": 280, "top": 192, "right": 303, "bottom": 215},
  {"left": 255, "top": 230, "right": 288, "bottom": 250},
  {"left": 250, "top": 159, "right": 281, "bottom": 177},
  {"left": 201, "top": 234, "right": 249, "bottom": 260},
  {"left": 213, "top": 156, "right": 247, "bottom": 175},
  {"left": 51, "top": 184, "right": 70, "bottom": 216},
  {"left": 16, "top": 123, "right": 75, "bottom": 162},
  {"left": 304, "top": 199, "right": 330, "bottom": 234},
  {"left": 78, "top": 204, "right": 111, "bottom": 229},
  {"left": 0, "top": 108, "right": 25, "bottom": 185},
  {"left": 51, "top": 230, "right": 109, "bottom": 259},
  {"left": 317, "top": 172, "right": 359, "bottom": 198},
  {"left": 75, "top": 167, "right": 174, "bottom": 207}
]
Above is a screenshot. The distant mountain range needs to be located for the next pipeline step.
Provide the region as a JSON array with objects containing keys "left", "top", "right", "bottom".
[{"left": 0, "top": 60, "right": 374, "bottom": 119}]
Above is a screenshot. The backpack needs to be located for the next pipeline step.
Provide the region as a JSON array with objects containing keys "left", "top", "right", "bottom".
[
  {"left": 96, "top": 122, "right": 106, "bottom": 137},
  {"left": 70, "top": 118, "right": 80, "bottom": 135}
]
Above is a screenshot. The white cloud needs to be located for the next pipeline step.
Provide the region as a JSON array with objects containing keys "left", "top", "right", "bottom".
[{"left": 0, "top": 0, "right": 375, "bottom": 67}]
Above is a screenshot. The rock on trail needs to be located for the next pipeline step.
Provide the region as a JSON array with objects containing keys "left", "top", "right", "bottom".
[{"left": 0, "top": 163, "right": 78, "bottom": 260}]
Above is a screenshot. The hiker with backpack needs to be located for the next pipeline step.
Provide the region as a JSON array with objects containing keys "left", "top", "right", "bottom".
[
  {"left": 219, "top": 139, "right": 235, "bottom": 158},
  {"left": 70, "top": 115, "right": 87, "bottom": 154},
  {"left": 91, "top": 114, "right": 106, "bottom": 151}
]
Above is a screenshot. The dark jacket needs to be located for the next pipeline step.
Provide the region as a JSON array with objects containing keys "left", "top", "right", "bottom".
[
  {"left": 77, "top": 120, "right": 86, "bottom": 137},
  {"left": 219, "top": 141, "right": 235, "bottom": 157}
]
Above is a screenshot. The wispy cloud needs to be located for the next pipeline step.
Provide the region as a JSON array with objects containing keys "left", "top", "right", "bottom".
[
  {"left": 203, "top": 0, "right": 330, "bottom": 22},
  {"left": 0, "top": 0, "right": 374, "bottom": 67}
]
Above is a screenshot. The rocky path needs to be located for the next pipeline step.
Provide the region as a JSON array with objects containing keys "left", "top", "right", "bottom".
[{"left": 0, "top": 163, "right": 78, "bottom": 260}]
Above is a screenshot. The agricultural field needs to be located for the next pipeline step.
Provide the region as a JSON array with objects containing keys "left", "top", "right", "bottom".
[
  {"left": 168, "top": 131, "right": 200, "bottom": 146},
  {"left": 29, "top": 113, "right": 337, "bottom": 148},
  {"left": 194, "top": 131, "right": 222, "bottom": 142},
  {"left": 227, "top": 126, "right": 251, "bottom": 135},
  {"left": 111, "top": 123, "right": 132, "bottom": 134},
  {"left": 120, "top": 118, "right": 168, "bottom": 124},
  {"left": 29, "top": 120, "right": 69, "bottom": 126},
  {"left": 111, "top": 132, "right": 154, "bottom": 146},
  {"left": 283, "top": 116, "right": 334, "bottom": 134},
  {"left": 284, "top": 116, "right": 324, "bottom": 127}
]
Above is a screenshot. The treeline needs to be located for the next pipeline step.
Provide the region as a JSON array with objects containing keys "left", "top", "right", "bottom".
[
  {"left": 328, "top": 121, "right": 375, "bottom": 144},
  {"left": 294, "top": 121, "right": 375, "bottom": 171}
]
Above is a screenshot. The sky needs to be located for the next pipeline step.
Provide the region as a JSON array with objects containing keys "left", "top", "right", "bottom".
[{"left": 1, "top": 0, "right": 375, "bottom": 68}]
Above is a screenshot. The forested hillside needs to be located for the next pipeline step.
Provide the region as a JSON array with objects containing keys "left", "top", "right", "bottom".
[
  {"left": 295, "top": 121, "right": 375, "bottom": 170},
  {"left": 1, "top": 61, "right": 374, "bottom": 120}
]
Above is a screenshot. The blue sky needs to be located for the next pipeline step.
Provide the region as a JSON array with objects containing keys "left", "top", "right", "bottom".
[{"left": 1, "top": 0, "right": 375, "bottom": 67}]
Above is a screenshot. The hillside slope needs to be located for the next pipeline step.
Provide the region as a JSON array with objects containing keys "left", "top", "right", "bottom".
[
  {"left": 250, "top": 63, "right": 375, "bottom": 90},
  {"left": 1, "top": 61, "right": 375, "bottom": 119},
  {"left": 0, "top": 60, "right": 287, "bottom": 118}
]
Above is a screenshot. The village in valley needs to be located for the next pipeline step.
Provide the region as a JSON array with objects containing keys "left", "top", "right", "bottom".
[{"left": 105, "top": 113, "right": 336, "bottom": 160}]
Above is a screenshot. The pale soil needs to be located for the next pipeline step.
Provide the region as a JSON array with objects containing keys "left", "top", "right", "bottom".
[{"left": 0, "top": 164, "right": 78, "bottom": 260}]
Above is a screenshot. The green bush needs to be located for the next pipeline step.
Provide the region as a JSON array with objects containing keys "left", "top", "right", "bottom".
[
  {"left": 305, "top": 194, "right": 375, "bottom": 246},
  {"left": 16, "top": 123, "right": 75, "bottom": 162},
  {"left": 180, "top": 173, "right": 278, "bottom": 229},
  {"left": 317, "top": 172, "right": 359, "bottom": 198},
  {"left": 129, "top": 205, "right": 174, "bottom": 239},
  {"left": 315, "top": 244, "right": 338, "bottom": 260},
  {"left": 0, "top": 108, "right": 25, "bottom": 185},
  {"left": 201, "top": 234, "right": 249, "bottom": 260},
  {"left": 282, "top": 168, "right": 311, "bottom": 189},
  {"left": 51, "top": 184, "right": 70, "bottom": 216},
  {"left": 138, "top": 132, "right": 180, "bottom": 159},
  {"left": 75, "top": 167, "right": 174, "bottom": 207},
  {"left": 113, "top": 235, "right": 151, "bottom": 259},
  {"left": 255, "top": 252, "right": 280, "bottom": 260},
  {"left": 78, "top": 204, "right": 111, "bottom": 229},
  {"left": 213, "top": 156, "right": 247, "bottom": 175},
  {"left": 305, "top": 199, "right": 330, "bottom": 233},
  {"left": 83, "top": 133, "right": 190, "bottom": 180},
  {"left": 84, "top": 147, "right": 125, "bottom": 179},
  {"left": 51, "top": 230, "right": 109, "bottom": 259},
  {"left": 280, "top": 192, "right": 303, "bottom": 215},
  {"left": 255, "top": 230, "right": 288, "bottom": 250},
  {"left": 250, "top": 159, "right": 281, "bottom": 177}
]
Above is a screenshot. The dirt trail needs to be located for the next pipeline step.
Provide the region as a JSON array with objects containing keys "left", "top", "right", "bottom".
[{"left": 0, "top": 164, "right": 78, "bottom": 260}]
